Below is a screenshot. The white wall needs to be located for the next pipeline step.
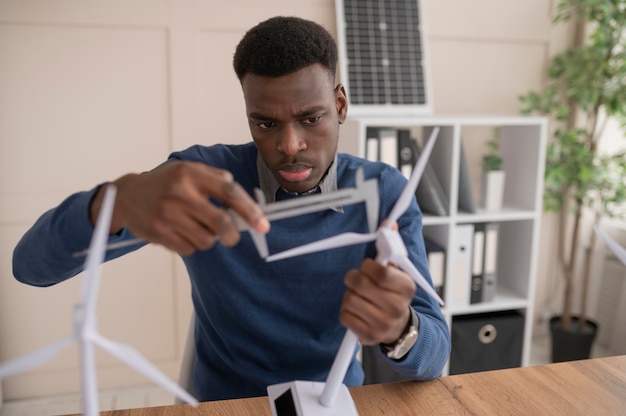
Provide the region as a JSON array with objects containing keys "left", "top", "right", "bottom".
[{"left": 0, "top": 0, "right": 567, "bottom": 400}]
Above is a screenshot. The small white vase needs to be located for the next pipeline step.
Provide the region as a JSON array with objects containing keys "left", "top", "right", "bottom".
[{"left": 482, "top": 170, "right": 505, "bottom": 210}]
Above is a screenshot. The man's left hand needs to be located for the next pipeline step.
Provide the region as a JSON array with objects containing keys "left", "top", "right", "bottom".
[{"left": 340, "top": 258, "right": 416, "bottom": 346}]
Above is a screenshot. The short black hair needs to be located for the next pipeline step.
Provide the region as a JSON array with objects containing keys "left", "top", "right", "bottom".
[{"left": 233, "top": 16, "right": 338, "bottom": 81}]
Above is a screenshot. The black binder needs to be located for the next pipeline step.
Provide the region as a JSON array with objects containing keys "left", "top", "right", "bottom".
[
  {"left": 412, "top": 136, "right": 449, "bottom": 216},
  {"left": 470, "top": 223, "right": 486, "bottom": 304},
  {"left": 481, "top": 223, "right": 499, "bottom": 303},
  {"left": 424, "top": 236, "right": 446, "bottom": 301},
  {"left": 458, "top": 139, "right": 478, "bottom": 213}
]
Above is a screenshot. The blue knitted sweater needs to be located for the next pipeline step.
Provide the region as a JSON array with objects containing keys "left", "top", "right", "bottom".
[{"left": 12, "top": 142, "right": 450, "bottom": 401}]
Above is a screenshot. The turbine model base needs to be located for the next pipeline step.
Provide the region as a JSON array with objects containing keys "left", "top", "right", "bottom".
[{"left": 267, "top": 381, "right": 358, "bottom": 416}]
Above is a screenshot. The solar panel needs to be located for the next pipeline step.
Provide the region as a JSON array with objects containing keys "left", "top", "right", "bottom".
[{"left": 335, "top": 0, "right": 433, "bottom": 116}]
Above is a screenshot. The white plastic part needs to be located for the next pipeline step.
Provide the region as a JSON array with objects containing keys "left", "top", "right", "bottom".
[{"left": 0, "top": 186, "right": 198, "bottom": 415}]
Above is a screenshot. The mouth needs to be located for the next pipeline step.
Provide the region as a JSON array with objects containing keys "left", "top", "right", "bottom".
[{"left": 278, "top": 165, "right": 313, "bottom": 183}]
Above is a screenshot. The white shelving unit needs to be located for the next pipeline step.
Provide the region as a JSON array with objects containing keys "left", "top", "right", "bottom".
[{"left": 343, "top": 116, "right": 547, "bottom": 375}]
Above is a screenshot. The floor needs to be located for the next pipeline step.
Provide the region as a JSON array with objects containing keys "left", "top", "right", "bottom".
[{"left": 0, "top": 337, "right": 615, "bottom": 416}]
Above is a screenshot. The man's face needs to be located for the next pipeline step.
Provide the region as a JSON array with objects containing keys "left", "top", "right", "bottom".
[{"left": 241, "top": 64, "right": 347, "bottom": 194}]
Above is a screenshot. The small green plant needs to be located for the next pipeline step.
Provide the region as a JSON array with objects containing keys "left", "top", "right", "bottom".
[{"left": 482, "top": 128, "right": 503, "bottom": 171}]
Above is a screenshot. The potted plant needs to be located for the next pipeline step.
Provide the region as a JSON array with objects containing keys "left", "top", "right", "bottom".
[
  {"left": 482, "top": 127, "right": 505, "bottom": 210},
  {"left": 519, "top": 0, "right": 626, "bottom": 362}
]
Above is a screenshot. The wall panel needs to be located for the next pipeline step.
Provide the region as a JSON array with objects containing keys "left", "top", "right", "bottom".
[
  {"left": 0, "top": 23, "right": 170, "bottom": 218},
  {"left": 430, "top": 40, "right": 546, "bottom": 115}
]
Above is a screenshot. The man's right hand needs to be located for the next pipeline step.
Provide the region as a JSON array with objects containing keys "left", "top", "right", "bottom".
[{"left": 89, "top": 161, "right": 270, "bottom": 256}]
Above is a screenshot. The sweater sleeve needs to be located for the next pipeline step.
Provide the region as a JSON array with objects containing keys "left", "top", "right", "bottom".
[
  {"left": 12, "top": 185, "right": 141, "bottom": 287},
  {"left": 382, "top": 307, "right": 451, "bottom": 379}
]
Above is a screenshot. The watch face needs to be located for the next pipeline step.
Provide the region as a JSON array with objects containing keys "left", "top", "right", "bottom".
[{"left": 387, "top": 326, "right": 418, "bottom": 360}]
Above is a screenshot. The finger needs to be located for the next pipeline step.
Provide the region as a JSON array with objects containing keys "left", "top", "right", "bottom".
[
  {"left": 341, "top": 310, "right": 377, "bottom": 346},
  {"left": 341, "top": 270, "right": 389, "bottom": 334},
  {"left": 343, "top": 267, "right": 380, "bottom": 308},
  {"left": 341, "top": 289, "right": 404, "bottom": 346},
  {"left": 168, "top": 213, "right": 222, "bottom": 251},
  {"left": 181, "top": 191, "right": 241, "bottom": 247},
  {"left": 343, "top": 265, "right": 413, "bottom": 334},
  {"left": 342, "top": 279, "right": 405, "bottom": 326},
  {"left": 357, "top": 259, "right": 415, "bottom": 294},
  {"left": 137, "top": 211, "right": 217, "bottom": 256},
  {"left": 339, "top": 295, "right": 379, "bottom": 345},
  {"left": 167, "top": 234, "right": 210, "bottom": 257},
  {"left": 380, "top": 219, "right": 398, "bottom": 231},
  {"left": 160, "top": 162, "right": 259, "bottom": 247},
  {"left": 147, "top": 227, "right": 205, "bottom": 257},
  {"left": 341, "top": 283, "right": 412, "bottom": 346},
  {"left": 188, "top": 164, "right": 269, "bottom": 234}
]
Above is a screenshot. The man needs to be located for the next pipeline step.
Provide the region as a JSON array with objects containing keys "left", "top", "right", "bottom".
[{"left": 13, "top": 16, "right": 450, "bottom": 401}]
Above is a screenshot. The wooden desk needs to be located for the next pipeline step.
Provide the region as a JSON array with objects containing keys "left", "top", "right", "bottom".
[{"left": 100, "top": 355, "right": 625, "bottom": 415}]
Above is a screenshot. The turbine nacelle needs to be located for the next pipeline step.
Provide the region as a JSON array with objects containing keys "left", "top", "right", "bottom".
[{"left": 375, "top": 227, "right": 408, "bottom": 265}]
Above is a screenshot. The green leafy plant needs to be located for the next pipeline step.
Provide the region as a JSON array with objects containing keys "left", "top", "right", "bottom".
[
  {"left": 482, "top": 127, "right": 504, "bottom": 172},
  {"left": 519, "top": 0, "right": 626, "bottom": 333}
]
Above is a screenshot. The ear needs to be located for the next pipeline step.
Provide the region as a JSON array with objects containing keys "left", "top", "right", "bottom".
[{"left": 335, "top": 84, "right": 348, "bottom": 124}]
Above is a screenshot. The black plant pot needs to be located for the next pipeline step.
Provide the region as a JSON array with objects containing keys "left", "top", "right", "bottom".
[{"left": 549, "top": 316, "right": 598, "bottom": 363}]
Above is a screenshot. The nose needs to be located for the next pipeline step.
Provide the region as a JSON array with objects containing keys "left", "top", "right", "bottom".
[{"left": 278, "top": 124, "right": 306, "bottom": 155}]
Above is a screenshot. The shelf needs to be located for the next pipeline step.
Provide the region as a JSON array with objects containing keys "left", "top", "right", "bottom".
[
  {"left": 446, "top": 289, "right": 530, "bottom": 315},
  {"left": 455, "top": 208, "right": 538, "bottom": 223},
  {"left": 424, "top": 208, "right": 538, "bottom": 226},
  {"left": 344, "top": 115, "right": 547, "bottom": 373}
]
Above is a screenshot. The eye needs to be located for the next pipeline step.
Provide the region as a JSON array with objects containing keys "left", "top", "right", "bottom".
[
  {"left": 256, "top": 121, "right": 276, "bottom": 130},
  {"left": 303, "top": 116, "right": 322, "bottom": 125}
]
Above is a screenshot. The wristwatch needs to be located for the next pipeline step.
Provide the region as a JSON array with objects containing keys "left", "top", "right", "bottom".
[{"left": 382, "top": 309, "right": 419, "bottom": 360}]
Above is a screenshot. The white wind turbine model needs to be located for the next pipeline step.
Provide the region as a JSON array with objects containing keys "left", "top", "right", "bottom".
[
  {"left": 594, "top": 225, "right": 626, "bottom": 266},
  {"left": 0, "top": 186, "right": 198, "bottom": 415},
  {"left": 265, "top": 127, "right": 444, "bottom": 416}
]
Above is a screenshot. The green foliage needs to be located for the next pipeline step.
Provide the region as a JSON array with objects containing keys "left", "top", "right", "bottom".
[
  {"left": 593, "top": 151, "right": 626, "bottom": 218},
  {"left": 542, "top": 128, "right": 595, "bottom": 212},
  {"left": 482, "top": 128, "right": 504, "bottom": 171},
  {"left": 519, "top": 0, "right": 626, "bottom": 219},
  {"left": 519, "top": 0, "right": 626, "bottom": 330}
]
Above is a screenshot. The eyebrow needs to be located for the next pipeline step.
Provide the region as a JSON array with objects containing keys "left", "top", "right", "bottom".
[
  {"left": 295, "top": 106, "right": 326, "bottom": 118},
  {"left": 248, "top": 112, "right": 274, "bottom": 121},
  {"left": 248, "top": 106, "right": 326, "bottom": 121}
]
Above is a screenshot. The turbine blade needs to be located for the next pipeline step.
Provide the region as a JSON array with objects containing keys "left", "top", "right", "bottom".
[
  {"left": 395, "top": 256, "right": 444, "bottom": 306},
  {"left": 594, "top": 225, "right": 626, "bottom": 266},
  {"left": 387, "top": 127, "right": 440, "bottom": 226},
  {"left": 91, "top": 334, "right": 198, "bottom": 407},
  {"left": 266, "top": 232, "right": 377, "bottom": 262},
  {"left": 72, "top": 238, "right": 145, "bottom": 258},
  {"left": 0, "top": 336, "right": 74, "bottom": 379},
  {"left": 249, "top": 229, "right": 269, "bottom": 259},
  {"left": 82, "top": 186, "right": 117, "bottom": 313}
]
